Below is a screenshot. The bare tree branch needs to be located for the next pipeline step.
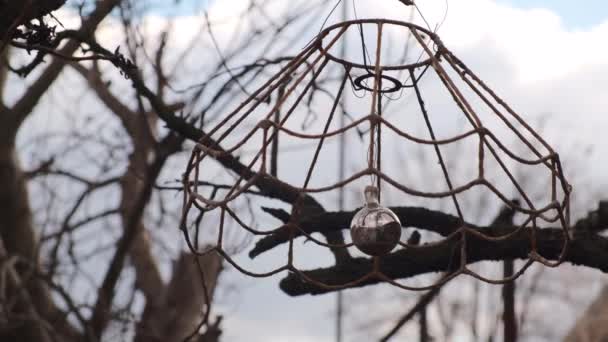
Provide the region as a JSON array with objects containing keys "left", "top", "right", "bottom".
[{"left": 278, "top": 221, "right": 607, "bottom": 296}]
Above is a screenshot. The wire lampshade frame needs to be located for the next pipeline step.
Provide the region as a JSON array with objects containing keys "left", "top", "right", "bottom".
[{"left": 181, "top": 19, "right": 572, "bottom": 292}]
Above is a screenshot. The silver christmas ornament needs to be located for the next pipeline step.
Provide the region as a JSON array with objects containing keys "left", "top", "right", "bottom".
[{"left": 350, "top": 186, "right": 402, "bottom": 256}]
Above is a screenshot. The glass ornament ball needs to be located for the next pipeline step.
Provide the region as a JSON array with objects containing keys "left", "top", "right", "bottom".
[{"left": 350, "top": 186, "right": 402, "bottom": 256}]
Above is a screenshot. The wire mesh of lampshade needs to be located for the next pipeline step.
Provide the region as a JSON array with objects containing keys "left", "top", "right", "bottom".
[{"left": 180, "top": 19, "right": 572, "bottom": 292}]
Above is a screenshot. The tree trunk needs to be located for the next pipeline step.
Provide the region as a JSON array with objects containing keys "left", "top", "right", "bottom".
[
  {"left": 0, "top": 41, "right": 50, "bottom": 340},
  {"left": 0, "top": 47, "right": 79, "bottom": 342},
  {"left": 564, "top": 285, "right": 608, "bottom": 342},
  {"left": 502, "top": 260, "right": 517, "bottom": 342},
  {"left": 0, "top": 121, "right": 77, "bottom": 341},
  {"left": 0, "top": 138, "right": 52, "bottom": 342}
]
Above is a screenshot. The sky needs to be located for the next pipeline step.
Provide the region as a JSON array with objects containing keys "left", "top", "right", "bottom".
[
  {"left": 14, "top": 0, "right": 608, "bottom": 341},
  {"left": 501, "top": 0, "right": 607, "bottom": 28},
  {"left": 140, "top": 0, "right": 608, "bottom": 29}
]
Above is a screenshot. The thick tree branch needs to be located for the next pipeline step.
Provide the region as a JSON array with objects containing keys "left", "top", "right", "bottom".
[
  {"left": 279, "top": 203, "right": 608, "bottom": 296},
  {"left": 279, "top": 225, "right": 608, "bottom": 296}
]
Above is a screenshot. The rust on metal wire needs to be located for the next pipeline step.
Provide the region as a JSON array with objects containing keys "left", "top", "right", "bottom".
[{"left": 180, "top": 19, "right": 572, "bottom": 292}]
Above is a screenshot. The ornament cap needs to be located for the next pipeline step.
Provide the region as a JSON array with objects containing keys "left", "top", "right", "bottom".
[{"left": 364, "top": 185, "right": 380, "bottom": 207}]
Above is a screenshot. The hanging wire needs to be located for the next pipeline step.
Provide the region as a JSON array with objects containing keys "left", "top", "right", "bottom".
[
  {"left": 301, "top": 0, "right": 345, "bottom": 51},
  {"left": 435, "top": 0, "right": 450, "bottom": 33},
  {"left": 203, "top": 0, "right": 251, "bottom": 96},
  {"left": 319, "top": 0, "right": 344, "bottom": 34},
  {"left": 413, "top": 2, "right": 433, "bottom": 32},
  {"left": 352, "top": 0, "right": 374, "bottom": 74}
]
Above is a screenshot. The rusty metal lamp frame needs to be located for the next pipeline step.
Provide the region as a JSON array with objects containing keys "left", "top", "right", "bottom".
[{"left": 180, "top": 19, "right": 572, "bottom": 291}]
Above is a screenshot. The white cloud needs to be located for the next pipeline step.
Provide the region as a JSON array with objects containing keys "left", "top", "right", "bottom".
[{"left": 349, "top": 0, "right": 608, "bottom": 83}]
